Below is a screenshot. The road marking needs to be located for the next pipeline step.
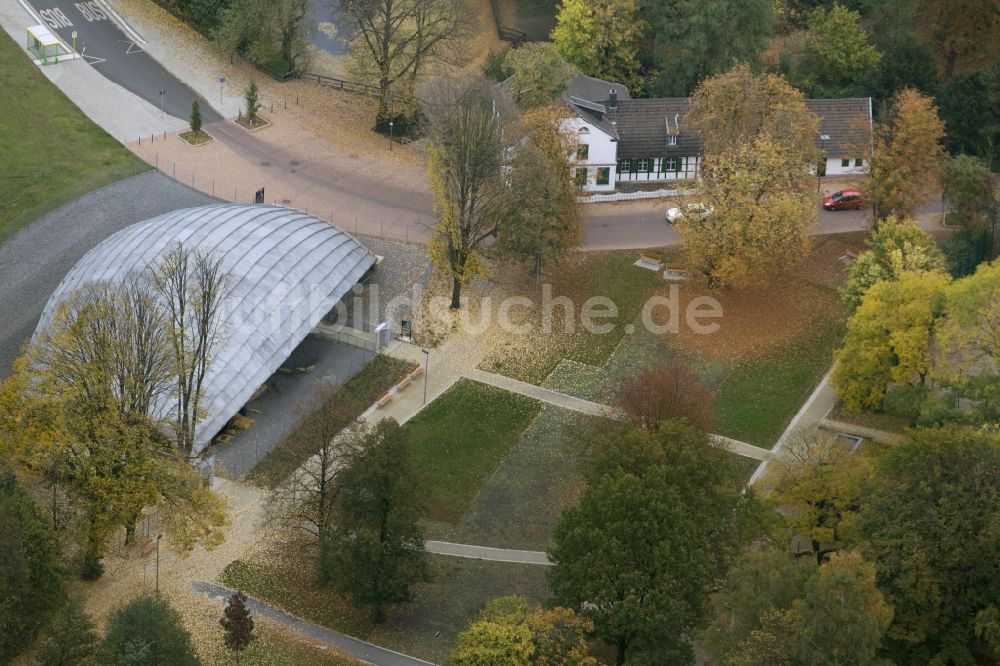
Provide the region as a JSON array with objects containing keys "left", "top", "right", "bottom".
[
  {"left": 37, "top": 7, "right": 74, "bottom": 28},
  {"left": 123, "top": 39, "right": 143, "bottom": 54},
  {"left": 79, "top": 46, "right": 105, "bottom": 64},
  {"left": 73, "top": 1, "right": 107, "bottom": 21}
]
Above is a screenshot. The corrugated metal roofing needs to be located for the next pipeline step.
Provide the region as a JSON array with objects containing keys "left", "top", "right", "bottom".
[{"left": 35, "top": 204, "right": 374, "bottom": 453}]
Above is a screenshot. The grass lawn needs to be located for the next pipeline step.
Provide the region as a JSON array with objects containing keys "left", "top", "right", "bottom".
[
  {"left": 222, "top": 542, "right": 549, "bottom": 664},
  {"left": 0, "top": 33, "right": 149, "bottom": 243},
  {"left": 423, "top": 404, "right": 601, "bottom": 551},
  {"left": 712, "top": 315, "right": 844, "bottom": 447},
  {"left": 246, "top": 354, "right": 415, "bottom": 488},
  {"left": 405, "top": 379, "right": 542, "bottom": 523}
]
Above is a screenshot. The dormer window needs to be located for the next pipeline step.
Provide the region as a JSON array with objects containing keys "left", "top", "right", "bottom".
[{"left": 668, "top": 135, "right": 677, "bottom": 146}]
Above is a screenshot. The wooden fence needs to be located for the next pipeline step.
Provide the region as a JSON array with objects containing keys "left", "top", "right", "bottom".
[{"left": 300, "top": 72, "right": 379, "bottom": 96}]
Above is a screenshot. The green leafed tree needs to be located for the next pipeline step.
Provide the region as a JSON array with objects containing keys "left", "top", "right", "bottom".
[
  {"left": 644, "top": 0, "right": 773, "bottom": 97},
  {"left": 833, "top": 270, "right": 951, "bottom": 412},
  {"left": 944, "top": 153, "right": 998, "bottom": 243},
  {"left": 190, "top": 99, "right": 202, "bottom": 135},
  {"left": 37, "top": 596, "right": 99, "bottom": 666},
  {"left": 802, "top": 3, "right": 881, "bottom": 96},
  {"left": 549, "top": 423, "right": 758, "bottom": 665},
  {"left": 550, "top": 0, "right": 643, "bottom": 90},
  {"left": 860, "top": 426, "right": 1000, "bottom": 664},
  {"left": 504, "top": 43, "right": 576, "bottom": 109},
  {"left": 0, "top": 472, "right": 64, "bottom": 662},
  {"left": 707, "top": 549, "right": 892, "bottom": 666},
  {"left": 840, "top": 216, "right": 947, "bottom": 310},
  {"left": 98, "top": 595, "right": 200, "bottom": 666},
  {"left": 700, "top": 547, "right": 815, "bottom": 661},
  {"left": 328, "top": 419, "right": 430, "bottom": 623},
  {"left": 938, "top": 260, "right": 1000, "bottom": 422}
]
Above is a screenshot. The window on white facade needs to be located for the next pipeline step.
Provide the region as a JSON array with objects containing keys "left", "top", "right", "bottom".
[
  {"left": 842, "top": 158, "right": 850, "bottom": 167},
  {"left": 619, "top": 159, "right": 630, "bottom": 173},
  {"left": 638, "top": 159, "right": 648, "bottom": 171},
  {"left": 578, "top": 127, "right": 590, "bottom": 134},
  {"left": 596, "top": 167, "right": 610, "bottom": 185},
  {"left": 662, "top": 157, "right": 678, "bottom": 172},
  {"left": 854, "top": 158, "right": 863, "bottom": 167},
  {"left": 574, "top": 168, "right": 588, "bottom": 186},
  {"left": 577, "top": 144, "right": 589, "bottom": 160}
]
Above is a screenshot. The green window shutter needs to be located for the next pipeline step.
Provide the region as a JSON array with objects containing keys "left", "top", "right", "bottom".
[
  {"left": 630, "top": 159, "right": 638, "bottom": 173},
  {"left": 647, "top": 159, "right": 654, "bottom": 174}
]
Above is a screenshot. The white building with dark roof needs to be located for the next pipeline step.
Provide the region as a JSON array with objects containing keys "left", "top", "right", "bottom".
[{"left": 563, "top": 74, "right": 873, "bottom": 192}]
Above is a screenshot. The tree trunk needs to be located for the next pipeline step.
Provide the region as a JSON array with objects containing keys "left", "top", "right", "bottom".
[
  {"left": 616, "top": 635, "right": 627, "bottom": 666},
  {"left": 450, "top": 277, "right": 462, "bottom": 309}
]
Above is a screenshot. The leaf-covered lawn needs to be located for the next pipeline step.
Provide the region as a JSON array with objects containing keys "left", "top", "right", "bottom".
[
  {"left": 479, "top": 250, "right": 668, "bottom": 384},
  {"left": 405, "top": 379, "right": 542, "bottom": 523},
  {"left": 246, "top": 354, "right": 414, "bottom": 488},
  {"left": 0, "top": 33, "right": 149, "bottom": 241},
  {"left": 221, "top": 544, "right": 549, "bottom": 664}
]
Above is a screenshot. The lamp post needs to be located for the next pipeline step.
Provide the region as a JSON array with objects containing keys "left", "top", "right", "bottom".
[
  {"left": 155, "top": 533, "right": 163, "bottom": 594},
  {"left": 218, "top": 76, "right": 225, "bottom": 105},
  {"left": 159, "top": 90, "right": 166, "bottom": 117},
  {"left": 421, "top": 348, "right": 429, "bottom": 405},
  {"left": 818, "top": 134, "right": 830, "bottom": 195},
  {"left": 389, "top": 120, "right": 394, "bottom": 151}
]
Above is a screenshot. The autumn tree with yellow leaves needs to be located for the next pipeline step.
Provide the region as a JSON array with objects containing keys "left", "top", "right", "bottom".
[
  {"left": 680, "top": 65, "right": 819, "bottom": 287},
  {"left": 867, "top": 88, "right": 946, "bottom": 221},
  {"left": 424, "top": 77, "right": 514, "bottom": 309},
  {"left": 0, "top": 278, "right": 227, "bottom": 578},
  {"left": 833, "top": 270, "right": 952, "bottom": 413}
]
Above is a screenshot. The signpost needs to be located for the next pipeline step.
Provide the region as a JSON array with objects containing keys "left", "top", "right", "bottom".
[
  {"left": 71, "top": 30, "right": 77, "bottom": 53},
  {"left": 218, "top": 76, "right": 225, "bottom": 105}
]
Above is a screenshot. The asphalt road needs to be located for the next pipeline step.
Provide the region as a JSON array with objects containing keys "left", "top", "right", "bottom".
[
  {"left": 582, "top": 199, "right": 948, "bottom": 251},
  {"left": 25, "top": 0, "right": 220, "bottom": 121}
]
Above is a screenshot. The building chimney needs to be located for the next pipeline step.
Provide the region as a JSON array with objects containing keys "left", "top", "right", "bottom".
[{"left": 609, "top": 89, "right": 618, "bottom": 109}]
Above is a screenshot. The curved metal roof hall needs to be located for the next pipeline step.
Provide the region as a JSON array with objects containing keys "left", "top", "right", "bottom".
[{"left": 35, "top": 204, "right": 375, "bottom": 453}]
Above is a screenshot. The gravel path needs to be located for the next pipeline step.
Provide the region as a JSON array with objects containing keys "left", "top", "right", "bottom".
[{"left": 0, "top": 171, "right": 217, "bottom": 378}]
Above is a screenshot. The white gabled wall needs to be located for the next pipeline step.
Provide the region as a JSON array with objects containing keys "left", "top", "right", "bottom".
[
  {"left": 825, "top": 156, "right": 868, "bottom": 176},
  {"left": 562, "top": 116, "right": 618, "bottom": 192}
]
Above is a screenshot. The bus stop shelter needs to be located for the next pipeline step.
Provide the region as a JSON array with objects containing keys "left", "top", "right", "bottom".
[{"left": 26, "top": 25, "right": 67, "bottom": 65}]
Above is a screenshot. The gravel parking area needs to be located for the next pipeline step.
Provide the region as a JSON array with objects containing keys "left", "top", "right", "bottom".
[{"left": 0, "top": 171, "right": 217, "bottom": 378}]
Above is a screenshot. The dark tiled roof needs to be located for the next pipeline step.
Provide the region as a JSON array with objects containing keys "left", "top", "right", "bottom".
[
  {"left": 806, "top": 98, "right": 872, "bottom": 156},
  {"left": 598, "top": 97, "right": 872, "bottom": 159},
  {"left": 565, "top": 73, "right": 630, "bottom": 105},
  {"left": 611, "top": 98, "right": 698, "bottom": 158}
]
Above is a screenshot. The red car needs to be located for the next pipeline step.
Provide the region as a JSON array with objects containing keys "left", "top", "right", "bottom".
[{"left": 823, "top": 189, "right": 866, "bottom": 211}]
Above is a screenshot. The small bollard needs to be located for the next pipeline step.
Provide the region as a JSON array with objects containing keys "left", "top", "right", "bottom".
[{"left": 173, "top": 163, "right": 176, "bottom": 179}]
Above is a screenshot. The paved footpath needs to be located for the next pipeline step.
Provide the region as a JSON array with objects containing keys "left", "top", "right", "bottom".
[
  {"left": 193, "top": 581, "right": 435, "bottom": 666},
  {"left": 425, "top": 540, "right": 552, "bottom": 566}
]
